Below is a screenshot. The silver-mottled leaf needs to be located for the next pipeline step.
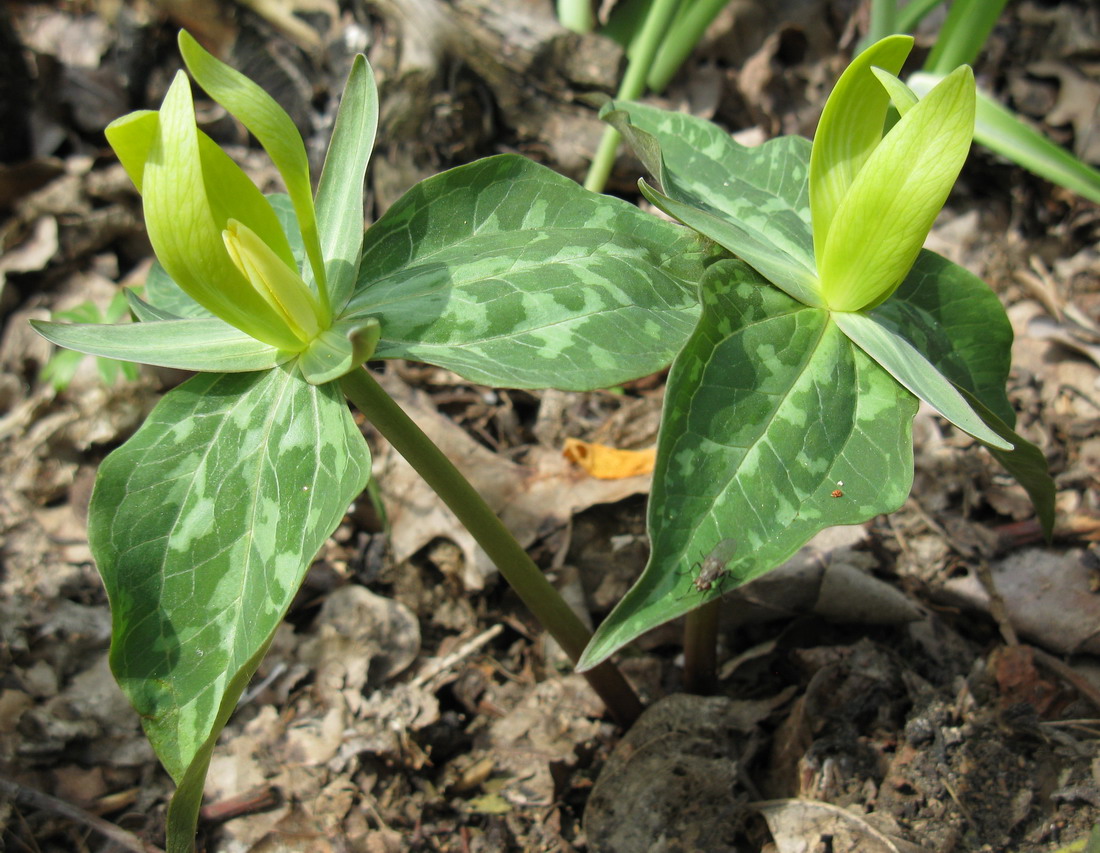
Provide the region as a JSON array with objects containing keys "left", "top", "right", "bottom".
[
  {"left": 89, "top": 366, "right": 370, "bottom": 782},
  {"left": 350, "top": 154, "right": 711, "bottom": 390},
  {"left": 580, "top": 261, "right": 917, "bottom": 669}
]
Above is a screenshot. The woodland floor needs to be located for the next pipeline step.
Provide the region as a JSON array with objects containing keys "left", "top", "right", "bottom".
[{"left": 2, "top": 0, "right": 1100, "bottom": 851}]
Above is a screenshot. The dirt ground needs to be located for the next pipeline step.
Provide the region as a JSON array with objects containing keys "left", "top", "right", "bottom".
[{"left": 1, "top": 0, "right": 1100, "bottom": 851}]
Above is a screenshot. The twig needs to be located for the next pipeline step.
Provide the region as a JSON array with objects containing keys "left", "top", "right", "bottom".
[
  {"left": 1029, "top": 646, "right": 1100, "bottom": 714},
  {"left": 199, "top": 784, "right": 281, "bottom": 825},
  {"left": 411, "top": 624, "right": 504, "bottom": 688},
  {"left": 0, "top": 775, "right": 164, "bottom": 853}
]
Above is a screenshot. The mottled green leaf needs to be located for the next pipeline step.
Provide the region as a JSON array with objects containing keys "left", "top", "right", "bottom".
[
  {"left": 637, "top": 180, "right": 823, "bottom": 306},
  {"left": 579, "top": 261, "right": 917, "bottom": 669},
  {"left": 89, "top": 366, "right": 370, "bottom": 845},
  {"left": 832, "top": 311, "right": 1010, "bottom": 449},
  {"left": 31, "top": 317, "right": 289, "bottom": 372},
  {"left": 877, "top": 250, "right": 1015, "bottom": 426},
  {"left": 600, "top": 100, "right": 821, "bottom": 304},
  {"left": 350, "top": 154, "right": 710, "bottom": 390},
  {"left": 316, "top": 55, "right": 377, "bottom": 313}
]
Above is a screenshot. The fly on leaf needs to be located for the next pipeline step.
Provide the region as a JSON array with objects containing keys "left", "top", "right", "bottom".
[{"left": 681, "top": 537, "right": 739, "bottom": 596}]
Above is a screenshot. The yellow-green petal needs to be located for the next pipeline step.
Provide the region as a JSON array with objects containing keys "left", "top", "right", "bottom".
[
  {"left": 819, "top": 65, "right": 976, "bottom": 312},
  {"left": 871, "top": 67, "right": 919, "bottom": 117},
  {"left": 143, "top": 72, "right": 303, "bottom": 351},
  {"left": 222, "top": 219, "right": 325, "bottom": 344},
  {"left": 179, "top": 30, "right": 328, "bottom": 315},
  {"left": 107, "top": 109, "right": 297, "bottom": 272},
  {"left": 809, "top": 35, "right": 913, "bottom": 272},
  {"left": 105, "top": 110, "right": 158, "bottom": 192}
]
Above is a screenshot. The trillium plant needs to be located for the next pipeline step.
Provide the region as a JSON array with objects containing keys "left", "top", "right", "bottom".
[
  {"left": 34, "top": 31, "right": 1053, "bottom": 851},
  {"left": 34, "top": 30, "right": 707, "bottom": 851},
  {"left": 577, "top": 34, "right": 1054, "bottom": 668}
]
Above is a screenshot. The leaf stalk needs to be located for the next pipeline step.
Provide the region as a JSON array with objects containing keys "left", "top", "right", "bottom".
[
  {"left": 584, "top": 0, "right": 682, "bottom": 192},
  {"left": 340, "top": 367, "right": 643, "bottom": 726}
]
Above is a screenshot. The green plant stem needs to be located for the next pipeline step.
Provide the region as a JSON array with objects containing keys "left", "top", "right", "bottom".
[
  {"left": 923, "top": 0, "right": 1008, "bottom": 73},
  {"left": 648, "top": 0, "right": 731, "bottom": 93},
  {"left": 340, "top": 367, "right": 643, "bottom": 726},
  {"left": 867, "top": 0, "right": 898, "bottom": 43},
  {"left": 896, "top": 0, "right": 946, "bottom": 34},
  {"left": 584, "top": 0, "right": 683, "bottom": 192},
  {"left": 682, "top": 598, "right": 719, "bottom": 694},
  {"left": 557, "top": 0, "right": 596, "bottom": 33}
]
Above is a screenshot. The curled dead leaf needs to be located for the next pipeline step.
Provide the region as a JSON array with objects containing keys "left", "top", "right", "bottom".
[{"left": 562, "top": 438, "right": 655, "bottom": 479}]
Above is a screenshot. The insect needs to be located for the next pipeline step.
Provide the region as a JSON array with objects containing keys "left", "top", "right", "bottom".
[
  {"left": 680, "top": 537, "right": 739, "bottom": 596},
  {"left": 831, "top": 489, "right": 844, "bottom": 498}
]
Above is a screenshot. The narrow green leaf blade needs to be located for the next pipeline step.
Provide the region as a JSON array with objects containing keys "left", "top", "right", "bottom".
[
  {"left": 351, "top": 154, "right": 711, "bottom": 390},
  {"left": 579, "top": 261, "right": 918, "bottom": 669},
  {"left": 31, "top": 318, "right": 288, "bottom": 372},
  {"left": 909, "top": 74, "right": 1100, "bottom": 205},
  {"left": 923, "top": 0, "right": 1009, "bottom": 74},
  {"left": 832, "top": 310, "right": 1011, "bottom": 449},
  {"left": 316, "top": 55, "right": 378, "bottom": 313},
  {"left": 90, "top": 367, "right": 370, "bottom": 840}
]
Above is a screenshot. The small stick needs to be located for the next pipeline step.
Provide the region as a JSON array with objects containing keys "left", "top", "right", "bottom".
[
  {"left": 0, "top": 775, "right": 165, "bottom": 853},
  {"left": 411, "top": 624, "right": 504, "bottom": 688},
  {"left": 199, "top": 785, "right": 280, "bottom": 825},
  {"left": 1029, "top": 646, "right": 1100, "bottom": 714}
]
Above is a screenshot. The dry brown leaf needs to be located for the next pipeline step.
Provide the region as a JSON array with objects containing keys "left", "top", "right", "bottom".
[
  {"left": 755, "top": 798, "right": 931, "bottom": 853},
  {"left": 373, "top": 371, "right": 651, "bottom": 589},
  {"left": 942, "top": 548, "right": 1100, "bottom": 655}
]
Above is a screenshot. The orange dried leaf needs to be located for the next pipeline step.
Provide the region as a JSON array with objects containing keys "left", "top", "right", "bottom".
[{"left": 562, "top": 438, "right": 656, "bottom": 479}]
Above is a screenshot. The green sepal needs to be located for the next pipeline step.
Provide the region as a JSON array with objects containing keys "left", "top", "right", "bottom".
[
  {"left": 315, "top": 54, "right": 378, "bottom": 314},
  {"left": 126, "top": 288, "right": 184, "bottom": 322},
  {"left": 31, "top": 317, "right": 289, "bottom": 372},
  {"left": 298, "top": 315, "right": 381, "bottom": 385}
]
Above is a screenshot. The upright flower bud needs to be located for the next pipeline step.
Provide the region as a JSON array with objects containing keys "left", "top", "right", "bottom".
[
  {"left": 105, "top": 53, "right": 333, "bottom": 352},
  {"left": 810, "top": 36, "right": 976, "bottom": 312}
]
